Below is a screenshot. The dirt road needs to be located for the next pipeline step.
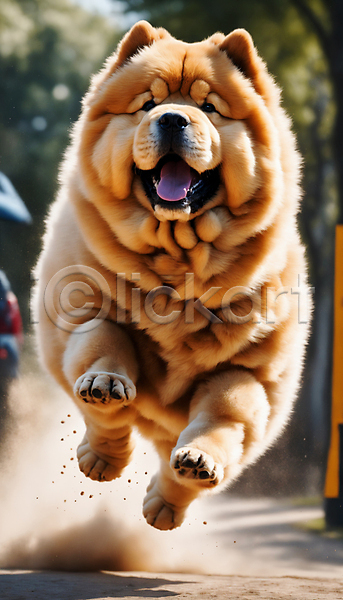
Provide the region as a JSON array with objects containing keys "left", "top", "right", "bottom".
[
  {"left": 0, "top": 495, "right": 342, "bottom": 599},
  {"left": 0, "top": 373, "right": 342, "bottom": 598},
  {"left": 0, "top": 569, "right": 342, "bottom": 600}
]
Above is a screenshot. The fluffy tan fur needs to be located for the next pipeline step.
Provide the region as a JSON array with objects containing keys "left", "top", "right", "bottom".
[{"left": 33, "top": 21, "right": 310, "bottom": 529}]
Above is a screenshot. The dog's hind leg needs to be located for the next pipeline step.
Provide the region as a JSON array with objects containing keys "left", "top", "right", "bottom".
[
  {"left": 77, "top": 424, "right": 135, "bottom": 482},
  {"left": 143, "top": 458, "right": 200, "bottom": 530}
]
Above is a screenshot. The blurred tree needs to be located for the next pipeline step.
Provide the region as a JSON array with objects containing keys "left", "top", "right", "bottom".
[
  {"left": 0, "top": 0, "right": 120, "bottom": 324},
  {"left": 291, "top": 0, "right": 343, "bottom": 222}
]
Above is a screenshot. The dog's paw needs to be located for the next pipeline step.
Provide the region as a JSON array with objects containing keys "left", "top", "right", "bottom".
[
  {"left": 74, "top": 371, "right": 136, "bottom": 407},
  {"left": 171, "top": 447, "right": 224, "bottom": 487},
  {"left": 143, "top": 476, "right": 186, "bottom": 531},
  {"left": 77, "top": 438, "right": 123, "bottom": 482}
]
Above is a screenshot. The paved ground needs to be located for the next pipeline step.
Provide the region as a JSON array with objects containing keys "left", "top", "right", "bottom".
[{"left": 0, "top": 373, "right": 342, "bottom": 598}]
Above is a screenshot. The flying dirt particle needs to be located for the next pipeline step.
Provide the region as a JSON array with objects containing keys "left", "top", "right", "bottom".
[
  {"left": 128, "top": 479, "right": 131, "bottom": 483},
  {"left": 63, "top": 465, "right": 66, "bottom": 469},
  {"left": 61, "top": 438, "right": 64, "bottom": 441},
  {"left": 36, "top": 497, "right": 38, "bottom": 500},
  {"left": 52, "top": 481, "right": 54, "bottom": 484},
  {"left": 61, "top": 472, "right": 64, "bottom": 475},
  {"left": 70, "top": 458, "right": 74, "bottom": 461},
  {"left": 61, "top": 421, "right": 65, "bottom": 424},
  {"left": 203, "top": 521, "right": 207, "bottom": 525},
  {"left": 80, "top": 491, "right": 84, "bottom": 496},
  {"left": 123, "top": 498, "right": 126, "bottom": 500},
  {"left": 67, "top": 414, "right": 71, "bottom": 417},
  {"left": 234, "top": 541, "right": 236, "bottom": 544},
  {"left": 64, "top": 500, "right": 66, "bottom": 503},
  {"left": 89, "top": 495, "right": 93, "bottom": 499},
  {"left": 144, "top": 472, "right": 147, "bottom": 475},
  {"left": 73, "top": 431, "right": 77, "bottom": 434}
]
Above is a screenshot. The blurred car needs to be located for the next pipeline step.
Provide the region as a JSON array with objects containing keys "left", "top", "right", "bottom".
[
  {"left": 0, "top": 270, "right": 23, "bottom": 397},
  {"left": 0, "top": 172, "right": 32, "bottom": 224},
  {"left": 0, "top": 172, "right": 31, "bottom": 418}
]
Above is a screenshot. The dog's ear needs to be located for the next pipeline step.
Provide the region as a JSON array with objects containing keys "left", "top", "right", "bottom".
[
  {"left": 84, "top": 21, "right": 171, "bottom": 109},
  {"left": 220, "top": 30, "right": 258, "bottom": 80},
  {"left": 115, "top": 20, "right": 170, "bottom": 69},
  {"left": 219, "top": 29, "right": 268, "bottom": 98}
]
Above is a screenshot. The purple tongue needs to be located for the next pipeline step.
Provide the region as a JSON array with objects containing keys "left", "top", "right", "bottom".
[{"left": 157, "top": 160, "right": 192, "bottom": 201}]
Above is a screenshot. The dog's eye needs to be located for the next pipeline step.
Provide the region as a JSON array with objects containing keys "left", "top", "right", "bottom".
[
  {"left": 142, "top": 99, "right": 156, "bottom": 111},
  {"left": 201, "top": 102, "right": 216, "bottom": 113}
]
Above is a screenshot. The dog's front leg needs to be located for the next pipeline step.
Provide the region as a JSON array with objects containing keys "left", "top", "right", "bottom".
[
  {"left": 143, "top": 368, "right": 272, "bottom": 530},
  {"left": 63, "top": 319, "right": 139, "bottom": 481},
  {"left": 171, "top": 369, "right": 272, "bottom": 490}
]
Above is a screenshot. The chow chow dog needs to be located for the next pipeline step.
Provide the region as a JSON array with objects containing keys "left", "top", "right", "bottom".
[{"left": 34, "top": 21, "right": 310, "bottom": 529}]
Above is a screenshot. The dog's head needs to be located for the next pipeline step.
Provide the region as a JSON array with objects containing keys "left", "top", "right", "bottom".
[{"left": 78, "top": 21, "right": 288, "bottom": 225}]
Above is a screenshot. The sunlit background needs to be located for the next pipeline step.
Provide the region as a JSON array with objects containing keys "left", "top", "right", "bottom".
[{"left": 0, "top": 0, "right": 341, "bottom": 516}]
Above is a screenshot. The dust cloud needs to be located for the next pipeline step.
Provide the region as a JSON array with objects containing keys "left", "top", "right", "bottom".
[
  {"left": 0, "top": 367, "right": 234, "bottom": 575},
  {"left": 0, "top": 365, "right": 338, "bottom": 580}
]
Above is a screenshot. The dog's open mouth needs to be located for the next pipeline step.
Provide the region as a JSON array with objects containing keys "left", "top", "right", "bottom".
[{"left": 136, "top": 154, "right": 220, "bottom": 213}]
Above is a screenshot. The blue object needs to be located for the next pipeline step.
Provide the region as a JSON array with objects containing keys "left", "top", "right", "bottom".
[{"left": 0, "top": 172, "right": 32, "bottom": 223}]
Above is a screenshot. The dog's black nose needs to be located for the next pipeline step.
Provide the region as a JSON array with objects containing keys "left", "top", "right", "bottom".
[{"left": 158, "top": 112, "right": 190, "bottom": 132}]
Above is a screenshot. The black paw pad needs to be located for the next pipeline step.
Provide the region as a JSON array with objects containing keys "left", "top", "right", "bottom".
[{"left": 199, "top": 470, "right": 210, "bottom": 479}]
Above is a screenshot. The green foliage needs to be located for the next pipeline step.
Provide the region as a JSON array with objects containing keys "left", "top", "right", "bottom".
[
  {"left": 125, "top": 0, "right": 286, "bottom": 43},
  {"left": 0, "top": 0, "right": 119, "bottom": 323}
]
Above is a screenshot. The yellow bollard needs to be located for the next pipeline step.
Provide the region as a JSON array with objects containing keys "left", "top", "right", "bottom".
[{"left": 324, "top": 225, "right": 343, "bottom": 527}]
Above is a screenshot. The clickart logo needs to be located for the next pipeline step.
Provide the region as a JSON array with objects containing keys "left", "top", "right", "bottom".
[{"left": 38, "top": 265, "right": 312, "bottom": 332}]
